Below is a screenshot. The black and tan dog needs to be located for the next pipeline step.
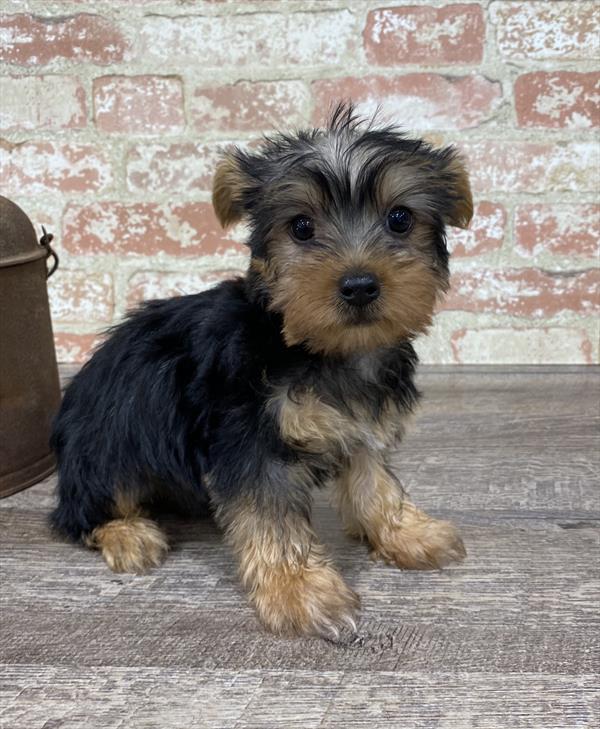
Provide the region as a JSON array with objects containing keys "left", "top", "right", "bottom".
[{"left": 51, "top": 104, "right": 471, "bottom": 638}]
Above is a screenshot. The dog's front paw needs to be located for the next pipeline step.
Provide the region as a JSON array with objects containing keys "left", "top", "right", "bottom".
[
  {"left": 370, "top": 505, "right": 466, "bottom": 570},
  {"left": 252, "top": 562, "right": 360, "bottom": 639}
]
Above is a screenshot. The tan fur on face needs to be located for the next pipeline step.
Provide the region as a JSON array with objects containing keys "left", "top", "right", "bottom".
[
  {"left": 267, "top": 240, "right": 445, "bottom": 356},
  {"left": 333, "top": 449, "right": 466, "bottom": 569},
  {"left": 218, "top": 498, "right": 359, "bottom": 637}
]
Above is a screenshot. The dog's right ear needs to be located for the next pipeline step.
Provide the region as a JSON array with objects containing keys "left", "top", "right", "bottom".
[{"left": 212, "top": 153, "right": 248, "bottom": 229}]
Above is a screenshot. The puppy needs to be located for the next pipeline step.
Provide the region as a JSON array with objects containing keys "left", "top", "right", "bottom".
[{"left": 51, "top": 104, "right": 471, "bottom": 638}]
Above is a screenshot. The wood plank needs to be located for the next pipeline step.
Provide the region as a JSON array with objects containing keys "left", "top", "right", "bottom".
[{"left": 0, "top": 667, "right": 596, "bottom": 729}]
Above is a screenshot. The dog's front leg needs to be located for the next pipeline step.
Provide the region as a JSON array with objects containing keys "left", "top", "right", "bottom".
[
  {"left": 333, "top": 447, "right": 466, "bottom": 570},
  {"left": 214, "top": 486, "right": 359, "bottom": 638}
]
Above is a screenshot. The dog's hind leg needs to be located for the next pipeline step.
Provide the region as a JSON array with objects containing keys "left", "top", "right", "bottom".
[
  {"left": 51, "top": 457, "right": 169, "bottom": 575},
  {"left": 85, "top": 491, "right": 169, "bottom": 574}
]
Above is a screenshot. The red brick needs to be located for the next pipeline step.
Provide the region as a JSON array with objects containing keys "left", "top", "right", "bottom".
[
  {"left": 48, "top": 271, "right": 113, "bottom": 324},
  {"left": 62, "top": 202, "right": 246, "bottom": 257},
  {"left": 514, "top": 204, "right": 600, "bottom": 259},
  {"left": 0, "top": 141, "right": 112, "bottom": 194},
  {"left": 94, "top": 76, "right": 184, "bottom": 134},
  {"left": 127, "top": 270, "right": 244, "bottom": 307},
  {"left": 462, "top": 141, "right": 599, "bottom": 193},
  {"left": 450, "top": 327, "right": 594, "bottom": 364},
  {"left": 312, "top": 74, "right": 500, "bottom": 130},
  {"left": 492, "top": 2, "right": 599, "bottom": 61},
  {"left": 447, "top": 202, "right": 506, "bottom": 257},
  {"left": 444, "top": 268, "right": 600, "bottom": 317},
  {"left": 364, "top": 4, "right": 485, "bottom": 65},
  {"left": 54, "top": 332, "right": 104, "bottom": 364},
  {"left": 126, "top": 142, "right": 225, "bottom": 193},
  {"left": 515, "top": 72, "right": 600, "bottom": 129},
  {"left": 137, "top": 11, "right": 354, "bottom": 67},
  {"left": 191, "top": 81, "right": 310, "bottom": 132},
  {"left": 0, "top": 14, "right": 128, "bottom": 66},
  {"left": 0, "top": 76, "right": 86, "bottom": 131}
]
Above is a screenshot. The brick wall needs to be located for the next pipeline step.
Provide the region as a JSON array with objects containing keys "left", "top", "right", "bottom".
[{"left": 1, "top": 0, "right": 598, "bottom": 364}]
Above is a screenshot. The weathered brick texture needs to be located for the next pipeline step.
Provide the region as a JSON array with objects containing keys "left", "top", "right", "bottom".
[
  {"left": 53, "top": 332, "right": 105, "bottom": 365},
  {"left": 0, "top": 14, "right": 129, "bottom": 66},
  {"left": 0, "top": 76, "right": 86, "bottom": 132},
  {"left": 93, "top": 76, "right": 185, "bottom": 134},
  {"left": 125, "top": 142, "right": 226, "bottom": 194},
  {"left": 514, "top": 205, "right": 600, "bottom": 259},
  {"left": 127, "top": 269, "right": 245, "bottom": 308},
  {"left": 451, "top": 327, "right": 594, "bottom": 365},
  {"left": 62, "top": 202, "right": 244, "bottom": 257},
  {"left": 491, "top": 2, "right": 599, "bottom": 61},
  {"left": 364, "top": 4, "right": 485, "bottom": 64},
  {"left": 463, "top": 141, "right": 599, "bottom": 193},
  {"left": 2, "top": 1, "right": 597, "bottom": 364},
  {"left": 137, "top": 11, "right": 356, "bottom": 68},
  {"left": 191, "top": 82, "right": 311, "bottom": 132},
  {"left": 445, "top": 269, "right": 599, "bottom": 317},
  {"left": 48, "top": 271, "right": 114, "bottom": 324},
  {"left": 447, "top": 202, "right": 506, "bottom": 258},
  {"left": 1, "top": 142, "right": 113, "bottom": 194},
  {"left": 514, "top": 72, "right": 600, "bottom": 129},
  {"left": 312, "top": 74, "right": 502, "bottom": 130}
]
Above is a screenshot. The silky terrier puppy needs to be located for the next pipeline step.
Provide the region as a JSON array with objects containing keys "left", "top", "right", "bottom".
[{"left": 51, "top": 104, "right": 472, "bottom": 638}]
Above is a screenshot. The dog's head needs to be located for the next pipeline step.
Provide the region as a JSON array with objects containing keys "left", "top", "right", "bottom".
[{"left": 213, "top": 103, "right": 472, "bottom": 356}]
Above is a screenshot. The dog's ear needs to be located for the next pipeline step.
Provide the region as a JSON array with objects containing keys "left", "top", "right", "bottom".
[
  {"left": 435, "top": 148, "right": 473, "bottom": 230},
  {"left": 212, "top": 153, "right": 248, "bottom": 229}
]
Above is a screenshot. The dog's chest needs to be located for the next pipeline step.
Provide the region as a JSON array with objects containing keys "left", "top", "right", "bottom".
[{"left": 268, "top": 361, "right": 408, "bottom": 455}]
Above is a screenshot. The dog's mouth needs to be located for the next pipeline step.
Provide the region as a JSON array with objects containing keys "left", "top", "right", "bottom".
[{"left": 340, "top": 305, "right": 381, "bottom": 327}]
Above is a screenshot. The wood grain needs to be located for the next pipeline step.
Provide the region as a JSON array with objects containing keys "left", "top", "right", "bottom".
[
  {"left": 1, "top": 366, "right": 598, "bottom": 728},
  {"left": 1, "top": 667, "right": 597, "bottom": 729}
]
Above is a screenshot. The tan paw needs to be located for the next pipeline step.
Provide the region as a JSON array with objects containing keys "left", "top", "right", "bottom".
[
  {"left": 371, "top": 509, "right": 466, "bottom": 570},
  {"left": 252, "top": 562, "right": 360, "bottom": 638},
  {"left": 87, "top": 517, "right": 169, "bottom": 574}
]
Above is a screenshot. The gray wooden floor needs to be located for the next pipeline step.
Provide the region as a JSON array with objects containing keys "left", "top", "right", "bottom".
[{"left": 1, "top": 366, "right": 598, "bottom": 728}]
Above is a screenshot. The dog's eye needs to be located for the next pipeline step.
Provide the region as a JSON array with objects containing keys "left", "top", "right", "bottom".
[
  {"left": 290, "top": 215, "right": 315, "bottom": 242},
  {"left": 387, "top": 207, "right": 413, "bottom": 235}
]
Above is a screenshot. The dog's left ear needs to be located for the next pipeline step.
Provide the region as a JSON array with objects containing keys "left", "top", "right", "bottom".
[
  {"left": 435, "top": 148, "right": 473, "bottom": 230},
  {"left": 212, "top": 153, "right": 248, "bottom": 229}
]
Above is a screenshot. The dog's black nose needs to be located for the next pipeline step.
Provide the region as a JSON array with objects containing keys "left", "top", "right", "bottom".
[{"left": 338, "top": 273, "right": 380, "bottom": 307}]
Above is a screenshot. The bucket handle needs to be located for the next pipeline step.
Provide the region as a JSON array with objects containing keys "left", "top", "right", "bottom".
[{"left": 40, "top": 226, "right": 59, "bottom": 278}]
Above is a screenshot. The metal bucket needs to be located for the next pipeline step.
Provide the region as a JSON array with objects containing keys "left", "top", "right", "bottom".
[{"left": 0, "top": 196, "right": 61, "bottom": 497}]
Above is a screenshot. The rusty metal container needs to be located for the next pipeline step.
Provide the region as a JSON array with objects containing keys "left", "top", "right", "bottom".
[{"left": 0, "top": 196, "right": 61, "bottom": 497}]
